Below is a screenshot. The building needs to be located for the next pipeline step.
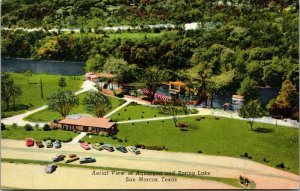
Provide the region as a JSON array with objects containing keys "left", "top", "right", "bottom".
[
  {"left": 50, "top": 114, "right": 117, "bottom": 135},
  {"left": 85, "top": 72, "right": 116, "bottom": 83}
]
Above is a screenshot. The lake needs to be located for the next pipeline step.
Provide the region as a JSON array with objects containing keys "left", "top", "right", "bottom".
[{"left": 1, "top": 57, "right": 85, "bottom": 76}]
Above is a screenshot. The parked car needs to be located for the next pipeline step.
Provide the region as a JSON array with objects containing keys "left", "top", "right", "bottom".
[
  {"left": 92, "top": 143, "right": 103, "bottom": 151},
  {"left": 80, "top": 142, "right": 91, "bottom": 150},
  {"left": 52, "top": 154, "right": 66, "bottom": 162},
  {"left": 44, "top": 163, "right": 57, "bottom": 174},
  {"left": 35, "top": 140, "right": 44, "bottom": 148},
  {"left": 53, "top": 140, "right": 61, "bottom": 149},
  {"left": 46, "top": 140, "right": 53, "bottom": 148},
  {"left": 65, "top": 157, "right": 79, "bottom": 163},
  {"left": 128, "top": 146, "right": 141, "bottom": 155},
  {"left": 102, "top": 144, "right": 114, "bottom": 152},
  {"left": 26, "top": 138, "right": 34, "bottom": 147},
  {"left": 116, "top": 146, "right": 128, "bottom": 153},
  {"left": 80, "top": 157, "right": 96, "bottom": 164},
  {"left": 68, "top": 154, "right": 77, "bottom": 158}
]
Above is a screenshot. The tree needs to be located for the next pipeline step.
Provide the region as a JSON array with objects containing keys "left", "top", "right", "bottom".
[
  {"left": 207, "top": 70, "right": 235, "bottom": 108},
  {"left": 58, "top": 77, "right": 67, "bottom": 88},
  {"left": 270, "top": 80, "right": 298, "bottom": 118},
  {"left": 157, "top": 100, "right": 189, "bottom": 127},
  {"left": 237, "top": 77, "right": 258, "bottom": 100},
  {"left": 83, "top": 92, "right": 112, "bottom": 117},
  {"left": 1, "top": 72, "right": 22, "bottom": 110},
  {"left": 48, "top": 90, "right": 79, "bottom": 118},
  {"left": 11, "top": 83, "right": 23, "bottom": 108},
  {"left": 102, "top": 57, "right": 137, "bottom": 83},
  {"left": 84, "top": 54, "right": 106, "bottom": 72},
  {"left": 40, "top": 79, "right": 44, "bottom": 99},
  {"left": 239, "top": 100, "right": 265, "bottom": 131},
  {"left": 136, "top": 67, "right": 171, "bottom": 104}
]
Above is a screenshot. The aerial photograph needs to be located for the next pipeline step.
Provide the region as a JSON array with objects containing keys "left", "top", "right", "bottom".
[{"left": 1, "top": 0, "right": 299, "bottom": 189}]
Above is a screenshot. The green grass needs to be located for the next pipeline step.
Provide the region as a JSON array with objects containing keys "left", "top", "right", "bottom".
[
  {"left": 2, "top": 126, "right": 78, "bottom": 141},
  {"left": 108, "top": 30, "right": 177, "bottom": 40},
  {"left": 1, "top": 73, "right": 83, "bottom": 117},
  {"left": 25, "top": 94, "right": 125, "bottom": 122},
  {"left": 82, "top": 116, "right": 299, "bottom": 174},
  {"left": 2, "top": 158, "right": 246, "bottom": 189},
  {"left": 110, "top": 104, "right": 167, "bottom": 121}
]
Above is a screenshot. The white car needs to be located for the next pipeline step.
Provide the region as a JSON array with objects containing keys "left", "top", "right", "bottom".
[{"left": 128, "top": 146, "right": 141, "bottom": 155}]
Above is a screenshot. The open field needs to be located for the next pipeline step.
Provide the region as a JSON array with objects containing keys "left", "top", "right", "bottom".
[
  {"left": 1, "top": 127, "right": 78, "bottom": 142},
  {"left": 24, "top": 94, "right": 124, "bottom": 122},
  {"left": 110, "top": 104, "right": 167, "bottom": 121},
  {"left": 1, "top": 73, "right": 83, "bottom": 117},
  {"left": 82, "top": 116, "right": 299, "bottom": 174},
  {"left": 1, "top": 139, "right": 298, "bottom": 189}
]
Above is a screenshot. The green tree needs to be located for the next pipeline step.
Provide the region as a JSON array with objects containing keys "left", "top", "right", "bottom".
[
  {"left": 11, "top": 83, "right": 23, "bottom": 108},
  {"left": 136, "top": 67, "right": 171, "bottom": 104},
  {"left": 239, "top": 100, "right": 265, "bottom": 131},
  {"left": 157, "top": 100, "right": 189, "bottom": 127},
  {"left": 83, "top": 92, "right": 112, "bottom": 117},
  {"left": 84, "top": 54, "right": 106, "bottom": 72},
  {"left": 58, "top": 77, "right": 67, "bottom": 88},
  {"left": 237, "top": 77, "right": 258, "bottom": 100},
  {"left": 1, "top": 72, "right": 22, "bottom": 110},
  {"left": 48, "top": 90, "right": 79, "bottom": 118}
]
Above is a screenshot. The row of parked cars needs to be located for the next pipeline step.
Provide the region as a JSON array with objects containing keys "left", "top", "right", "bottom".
[
  {"left": 80, "top": 142, "right": 141, "bottom": 155},
  {"left": 46, "top": 154, "right": 97, "bottom": 173},
  {"left": 26, "top": 138, "right": 61, "bottom": 149}
]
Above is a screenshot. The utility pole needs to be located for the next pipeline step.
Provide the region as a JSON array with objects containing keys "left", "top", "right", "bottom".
[{"left": 40, "top": 79, "right": 44, "bottom": 99}]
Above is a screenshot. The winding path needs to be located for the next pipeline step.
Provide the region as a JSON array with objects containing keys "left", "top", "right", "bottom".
[{"left": 1, "top": 80, "right": 96, "bottom": 126}]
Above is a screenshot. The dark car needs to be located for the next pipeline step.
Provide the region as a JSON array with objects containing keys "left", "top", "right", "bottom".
[
  {"left": 102, "top": 144, "right": 114, "bottom": 152},
  {"left": 36, "top": 141, "right": 44, "bottom": 148},
  {"left": 45, "top": 163, "right": 57, "bottom": 174},
  {"left": 80, "top": 157, "right": 96, "bottom": 164},
  {"left": 65, "top": 157, "right": 79, "bottom": 163},
  {"left": 52, "top": 154, "right": 66, "bottom": 162},
  {"left": 116, "top": 146, "right": 128, "bottom": 153}
]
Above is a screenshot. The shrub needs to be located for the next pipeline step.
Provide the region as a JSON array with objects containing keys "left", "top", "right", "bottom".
[
  {"left": 118, "top": 113, "right": 120, "bottom": 116},
  {"left": 124, "top": 109, "right": 127, "bottom": 111},
  {"left": 196, "top": 118, "right": 201, "bottom": 121},
  {"left": 112, "top": 135, "right": 117, "bottom": 140},
  {"left": 276, "top": 162, "right": 285, "bottom": 168},
  {"left": 141, "top": 116, "right": 144, "bottom": 118},
  {"left": 154, "top": 115, "right": 156, "bottom": 117},
  {"left": 51, "top": 138, "right": 55, "bottom": 142},
  {"left": 43, "top": 124, "right": 51, "bottom": 131},
  {"left": 197, "top": 150, "right": 203, "bottom": 153},
  {"left": 43, "top": 138, "right": 46, "bottom": 141},
  {"left": 128, "top": 117, "right": 131, "bottom": 120},
  {"left": 113, "top": 89, "right": 124, "bottom": 98},
  {"left": 12, "top": 123, "right": 17, "bottom": 128},
  {"left": 117, "top": 139, "right": 123, "bottom": 142},
  {"left": 24, "top": 124, "right": 33, "bottom": 131},
  {"left": 132, "top": 123, "right": 134, "bottom": 125},
  {"left": 1, "top": 123, "right": 6, "bottom": 130},
  {"left": 263, "top": 157, "right": 269, "bottom": 163}
]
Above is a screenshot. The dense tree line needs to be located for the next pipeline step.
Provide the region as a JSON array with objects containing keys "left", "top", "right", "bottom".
[{"left": 1, "top": 0, "right": 298, "bottom": 28}]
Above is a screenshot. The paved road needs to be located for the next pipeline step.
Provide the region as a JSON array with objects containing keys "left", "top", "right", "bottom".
[{"left": 1, "top": 139, "right": 298, "bottom": 189}]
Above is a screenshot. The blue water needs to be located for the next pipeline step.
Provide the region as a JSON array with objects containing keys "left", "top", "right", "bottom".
[{"left": 1, "top": 57, "right": 84, "bottom": 76}]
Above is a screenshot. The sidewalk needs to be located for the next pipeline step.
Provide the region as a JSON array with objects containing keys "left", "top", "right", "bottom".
[
  {"left": 68, "top": 132, "right": 87, "bottom": 144},
  {"left": 1, "top": 80, "right": 96, "bottom": 126}
]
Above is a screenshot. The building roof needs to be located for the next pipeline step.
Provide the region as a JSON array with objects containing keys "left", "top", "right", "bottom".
[
  {"left": 232, "top": 94, "right": 245, "bottom": 99},
  {"left": 88, "top": 73, "right": 117, "bottom": 79},
  {"left": 59, "top": 116, "right": 115, "bottom": 129}
]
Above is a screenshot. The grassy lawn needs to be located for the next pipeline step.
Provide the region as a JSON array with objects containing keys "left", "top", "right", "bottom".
[
  {"left": 1, "top": 73, "right": 83, "bottom": 117},
  {"left": 25, "top": 94, "right": 125, "bottom": 122},
  {"left": 82, "top": 116, "right": 299, "bottom": 174},
  {"left": 108, "top": 30, "right": 178, "bottom": 40},
  {"left": 110, "top": 104, "right": 167, "bottom": 121},
  {"left": 2, "top": 126, "right": 78, "bottom": 142}
]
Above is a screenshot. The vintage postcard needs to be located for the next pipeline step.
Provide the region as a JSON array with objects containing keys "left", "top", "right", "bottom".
[{"left": 1, "top": 0, "right": 299, "bottom": 189}]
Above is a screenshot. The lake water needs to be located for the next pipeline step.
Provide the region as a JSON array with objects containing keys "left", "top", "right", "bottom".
[{"left": 1, "top": 57, "right": 84, "bottom": 76}]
